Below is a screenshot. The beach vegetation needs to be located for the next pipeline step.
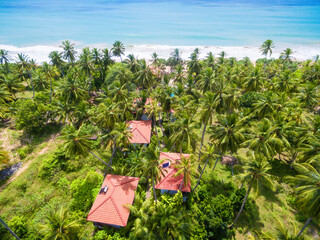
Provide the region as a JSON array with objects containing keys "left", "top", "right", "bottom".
[{"left": 0, "top": 42, "right": 320, "bottom": 240}]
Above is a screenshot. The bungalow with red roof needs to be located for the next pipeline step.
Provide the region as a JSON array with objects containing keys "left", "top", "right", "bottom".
[
  {"left": 126, "top": 120, "right": 152, "bottom": 147},
  {"left": 87, "top": 174, "right": 139, "bottom": 228},
  {"left": 155, "top": 152, "right": 191, "bottom": 201}
]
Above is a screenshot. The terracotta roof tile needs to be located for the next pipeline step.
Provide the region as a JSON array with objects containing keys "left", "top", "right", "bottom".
[
  {"left": 87, "top": 174, "right": 140, "bottom": 227},
  {"left": 155, "top": 152, "right": 191, "bottom": 192},
  {"left": 126, "top": 120, "right": 152, "bottom": 144}
]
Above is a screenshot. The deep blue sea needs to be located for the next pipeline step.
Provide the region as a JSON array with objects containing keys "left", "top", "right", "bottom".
[{"left": 0, "top": 0, "right": 320, "bottom": 47}]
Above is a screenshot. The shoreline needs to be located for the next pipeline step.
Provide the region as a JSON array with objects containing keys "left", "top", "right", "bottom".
[{"left": 0, "top": 43, "right": 319, "bottom": 63}]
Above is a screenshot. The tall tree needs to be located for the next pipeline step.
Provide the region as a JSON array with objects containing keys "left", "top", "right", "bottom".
[
  {"left": 174, "top": 154, "right": 197, "bottom": 191},
  {"left": 0, "top": 49, "right": 9, "bottom": 65},
  {"left": 285, "top": 163, "right": 320, "bottom": 237},
  {"left": 141, "top": 144, "right": 165, "bottom": 203},
  {"left": 230, "top": 158, "right": 275, "bottom": 228},
  {"left": 60, "top": 40, "right": 77, "bottom": 66},
  {"left": 60, "top": 124, "right": 113, "bottom": 171},
  {"left": 49, "top": 51, "right": 65, "bottom": 76},
  {"left": 112, "top": 41, "right": 125, "bottom": 62},
  {"left": 40, "top": 207, "right": 81, "bottom": 240},
  {"left": 280, "top": 48, "right": 293, "bottom": 62},
  {"left": 41, "top": 62, "right": 60, "bottom": 103},
  {"left": 16, "top": 53, "right": 35, "bottom": 98},
  {"left": 260, "top": 39, "right": 275, "bottom": 58}
]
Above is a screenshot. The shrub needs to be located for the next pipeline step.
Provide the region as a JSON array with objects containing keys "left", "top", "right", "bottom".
[
  {"left": 230, "top": 188, "right": 246, "bottom": 212},
  {"left": 240, "top": 92, "right": 262, "bottom": 108},
  {"left": 14, "top": 99, "right": 55, "bottom": 134},
  {"left": 212, "top": 194, "right": 234, "bottom": 222},
  {"left": 38, "top": 149, "right": 68, "bottom": 180},
  {"left": 8, "top": 216, "right": 29, "bottom": 239},
  {"left": 70, "top": 171, "right": 103, "bottom": 212}
]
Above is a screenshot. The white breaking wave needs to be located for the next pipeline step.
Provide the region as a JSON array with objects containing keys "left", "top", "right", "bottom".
[{"left": 0, "top": 43, "right": 319, "bottom": 64}]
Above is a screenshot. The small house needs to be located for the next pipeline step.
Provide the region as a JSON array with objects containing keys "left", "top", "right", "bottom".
[
  {"left": 155, "top": 152, "right": 191, "bottom": 201},
  {"left": 126, "top": 120, "right": 152, "bottom": 147},
  {"left": 87, "top": 174, "right": 140, "bottom": 228}
]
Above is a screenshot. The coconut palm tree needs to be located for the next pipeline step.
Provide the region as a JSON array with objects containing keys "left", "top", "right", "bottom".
[
  {"left": 230, "top": 158, "right": 275, "bottom": 228},
  {"left": 280, "top": 48, "right": 293, "bottom": 62},
  {"left": 60, "top": 124, "right": 113, "bottom": 171},
  {"left": 104, "top": 122, "right": 131, "bottom": 166},
  {"left": 49, "top": 51, "right": 65, "bottom": 76},
  {"left": 244, "top": 118, "right": 283, "bottom": 159},
  {"left": 197, "top": 67, "right": 216, "bottom": 93},
  {"left": 188, "top": 48, "right": 202, "bottom": 76},
  {"left": 40, "top": 207, "right": 81, "bottom": 240},
  {"left": 170, "top": 48, "right": 183, "bottom": 67},
  {"left": 41, "top": 62, "right": 60, "bottom": 103},
  {"left": 170, "top": 112, "right": 198, "bottom": 153},
  {"left": 145, "top": 98, "right": 163, "bottom": 148},
  {"left": 285, "top": 163, "right": 320, "bottom": 237},
  {"left": 58, "top": 74, "right": 87, "bottom": 104},
  {"left": 0, "top": 84, "right": 13, "bottom": 103},
  {"left": 78, "top": 47, "right": 94, "bottom": 93},
  {"left": 192, "top": 144, "right": 218, "bottom": 192},
  {"left": 256, "top": 218, "right": 305, "bottom": 240},
  {"left": 60, "top": 40, "right": 77, "bottom": 66},
  {"left": 135, "top": 59, "right": 155, "bottom": 92},
  {"left": 90, "top": 100, "right": 120, "bottom": 132},
  {"left": 174, "top": 154, "right": 197, "bottom": 191},
  {"left": 16, "top": 53, "right": 35, "bottom": 98},
  {"left": 33, "top": 69, "right": 49, "bottom": 91},
  {"left": 198, "top": 92, "right": 217, "bottom": 161},
  {"left": 0, "top": 49, "right": 9, "bottom": 65},
  {"left": 141, "top": 144, "right": 165, "bottom": 203},
  {"left": 210, "top": 113, "right": 245, "bottom": 175},
  {"left": 112, "top": 41, "right": 125, "bottom": 62},
  {"left": 0, "top": 73, "right": 24, "bottom": 98},
  {"left": 260, "top": 39, "right": 275, "bottom": 58}
]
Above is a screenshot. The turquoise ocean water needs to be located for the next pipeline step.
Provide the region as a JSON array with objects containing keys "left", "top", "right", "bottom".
[{"left": 0, "top": 0, "right": 320, "bottom": 47}]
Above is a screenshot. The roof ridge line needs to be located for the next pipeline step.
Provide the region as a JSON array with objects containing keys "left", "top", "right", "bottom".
[
  {"left": 107, "top": 175, "right": 115, "bottom": 187},
  {"left": 134, "top": 127, "right": 149, "bottom": 143},
  {"left": 88, "top": 187, "right": 115, "bottom": 217},
  {"left": 155, "top": 168, "right": 175, "bottom": 188},
  {"left": 110, "top": 196, "right": 126, "bottom": 226}
]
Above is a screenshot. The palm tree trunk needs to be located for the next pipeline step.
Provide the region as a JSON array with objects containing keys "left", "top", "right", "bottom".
[
  {"left": 88, "top": 150, "right": 113, "bottom": 171},
  {"left": 193, "top": 156, "right": 210, "bottom": 192},
  {"left": 159, "top": 113, "right": 165, "bottom": 137},
  {"left": 108, "top": 140, "right": 116, "bottom": 166},
  {"left": 152, "top": 115, "right": 163, "bottom": 149},
  {"left": 213, "top": 152, "right": 220, "bottom": 172},
  {"left": 49, "top": 78, "right": 53, "bottom": 103},
  {"left": 179, "top": 173, "right": 185, "bottom": 191},
  {"left": 152, "top": 175, "right": 157, "bottom": 203},
  {"left": 198, "top": 122, "right": 207, "bottom": 162},
  {"left": 297, "top": 217, "right": 312, "bottom": 237},
  {"left": 28, "top": 72, "right": 35, "bottom": 98},
  {"left": 0, "top": 217, "right": 21, "bottom": 240},
  {"left": 88, "top": 73, "right": 92, "bottom": 94},
  {"left": 230, "top": 176, "right": 254, "bottom": 229}
]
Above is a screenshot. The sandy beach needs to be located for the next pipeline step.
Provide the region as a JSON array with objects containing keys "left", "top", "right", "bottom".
[{"left": 0, "top": 43, "right": 319, "bottom": 64}]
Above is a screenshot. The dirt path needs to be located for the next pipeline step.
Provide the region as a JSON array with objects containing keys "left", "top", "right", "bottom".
[{"left": 0, "top": 132, "right": 59, "bottom": 191}]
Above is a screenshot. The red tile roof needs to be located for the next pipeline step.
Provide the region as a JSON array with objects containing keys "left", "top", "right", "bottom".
[
  {"left": 155, "top": 152, "right": 191, "bottom": 192},
  {"left": 126, "top": 120, "right": 152, "bottom": 144},
  {"left": 87, "top": 174, "right": 140, "bottom": 227}
]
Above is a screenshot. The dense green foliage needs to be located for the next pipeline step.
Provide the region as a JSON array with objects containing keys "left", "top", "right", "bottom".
[{"left": 0, "top": 40, "right": 320, "bottom": 239}]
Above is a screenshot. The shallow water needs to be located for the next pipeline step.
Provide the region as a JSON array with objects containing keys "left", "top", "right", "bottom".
[{"left": 0, "top": 0, "right": 320, "bottom": 48}]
